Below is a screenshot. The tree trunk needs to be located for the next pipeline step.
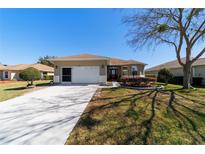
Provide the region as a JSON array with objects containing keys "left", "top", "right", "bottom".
[
  {"left": 31, "top": 80, "right": 33, "bottom": 85},
  {"left": 183, "top": 63, "right": 192, "bottom": 89}
]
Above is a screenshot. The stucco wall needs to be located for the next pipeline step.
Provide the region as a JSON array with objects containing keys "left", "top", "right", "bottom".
[
  {"left": 0, "top": 71, "right": 2, "bottom": 80},
  {"left": 145, "top": 71, "right": 158, "bottom": 77},
  {"left": 53, "top": 60, "right": 108, "bottom": 83},
  {"left": 146, "top": 68, "right": 184, "bottom": 77},
  {"left": 11, "top": 71, "right": 21, "bottom": 80},
  {"left": 47, "top": 72, "right": 54, "bottom": 76},
  {"left": 170, "top": 68, "right": 184, "bottom": 76},
  {"left": 194, "top": 65, "right": 205, "bottom": 84}
]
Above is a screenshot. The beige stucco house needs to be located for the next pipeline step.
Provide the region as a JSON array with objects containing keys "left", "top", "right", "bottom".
[
  {"left": 146, "top": 58, "right": 205, "bottom": 85},
  {"left": 49, "top": 54, "right": 146, "bottom": 84},
  {"left": 0, "top": 63, "right": 54, "bottom": 80}
]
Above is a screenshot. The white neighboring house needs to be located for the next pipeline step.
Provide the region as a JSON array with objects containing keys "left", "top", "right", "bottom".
[
  {"left": 0, "top": 63, "right": 54, "bottom": 81},
  {"left": 146, "top": 58, "right": 205, "bottom": 85}
]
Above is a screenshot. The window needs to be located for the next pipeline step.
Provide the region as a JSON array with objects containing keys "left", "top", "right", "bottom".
[
  {"left": 62, "top": 68, "right": 72, "bottom": 82},
  {"left": 111, "top": 69, "right": 116, "bottom": 75},
  {"left": 4, "top": 71, "right": 8, "bottom": 79},
  {"left": 131, "top": 66, "right": 138, "bottom": 76},
  {"left": 122, "top": 67, "right": 128, "bottom": 75}
]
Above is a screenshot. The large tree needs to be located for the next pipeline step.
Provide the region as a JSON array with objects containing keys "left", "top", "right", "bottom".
[
  {"left": 124, "top": 9, "right": 205, "bottom": 89},
  {"left": 37, "top": 55, "right": 56, "bottom": 67}
]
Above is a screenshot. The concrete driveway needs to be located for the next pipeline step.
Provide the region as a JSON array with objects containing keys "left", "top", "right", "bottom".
[{"left": 0, "top": 85, "right": 98, "bottom": 145}]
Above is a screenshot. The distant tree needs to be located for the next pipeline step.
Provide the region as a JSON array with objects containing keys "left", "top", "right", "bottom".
[
  {"left": 19, "top": 67, "right": 41, "bottom": 86},
  {"left": 37, "top": 55, "right": 56, "bottom": 67},
  {"left": 158, "top": 68, "right": 173, "bottom": 84},
  {"left": 124, "top": 9, "right": 205, "bottom": 89}
]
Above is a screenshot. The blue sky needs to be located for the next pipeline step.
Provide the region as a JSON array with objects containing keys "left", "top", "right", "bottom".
[{"left": 0, "top": 9, "right": 204, "bottom": 68}]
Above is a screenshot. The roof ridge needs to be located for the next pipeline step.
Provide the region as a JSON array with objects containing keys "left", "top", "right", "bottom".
[
  {"left": 146, "top": 57, "right": 205, "bottom": 72},
  {"left": 62, "top": 53, "right": 108, "bottom": 58}
]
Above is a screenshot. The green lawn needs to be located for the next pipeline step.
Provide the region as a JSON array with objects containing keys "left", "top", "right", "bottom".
[
  {"left": 0, "top": 80, "right": 51, "bottom": 102},
  {"left": 66, "top": 83, "right": 205, "bottom": 145}
]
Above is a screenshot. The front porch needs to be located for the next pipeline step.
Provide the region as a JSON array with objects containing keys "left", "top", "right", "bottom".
[{"left": 107, "top": 65, "right": 145, "bottom": 81}]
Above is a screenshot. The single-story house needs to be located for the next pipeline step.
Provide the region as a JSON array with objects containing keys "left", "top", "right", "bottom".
[
  {"left": 146, "top": 57, "right": 205, "bottom": 84},
  {"left": 0, "top": 63, "right": 54, "bottom": 80},
  {"left": 49, "top": 54, "right": 146, "bottom": 84}
]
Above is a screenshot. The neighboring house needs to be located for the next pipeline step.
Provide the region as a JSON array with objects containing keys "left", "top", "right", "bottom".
[
  {"left": 146, "top": 58, "right": 205, "bottom": 84},
  {"left": 0, "top": 63, "right": 54, "bottom": 80},
  {"left": 49, "top": 54, "right": 146, "bottom": 84},
  {"left": 0, "top": 64, "right": 8, "bottom": 80}
]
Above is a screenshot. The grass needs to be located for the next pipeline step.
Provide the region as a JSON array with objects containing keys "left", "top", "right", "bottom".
[
  {"left": 0, "top": 80, "right": 51, "bottom": 102},
  {"left": 66, "top": 83, "right": 205, "bottom": 145}
]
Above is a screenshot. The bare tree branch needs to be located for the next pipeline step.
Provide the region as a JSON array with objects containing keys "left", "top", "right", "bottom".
[
  {"left": 176, "top": 31, "right": 184, "bottom": 66},
  {"left": 185, "top": 9, "right": 196, "bottom": 30},
  {"left": 124, "top": 8, "right": 205, "bottom": 88},
  {"left": 191, "top": 47, "right": 205, "bottom": 63},
  {"left": 178, "top": 9, "right": 190, "bottom": 46},
  {"left": 190, "top": 20, "right": 205, "bottom": 46}
]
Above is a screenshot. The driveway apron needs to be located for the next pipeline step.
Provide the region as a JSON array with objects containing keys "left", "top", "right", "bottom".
[{"left": 0, "top": 85, "right": 98, "bottom": 144}]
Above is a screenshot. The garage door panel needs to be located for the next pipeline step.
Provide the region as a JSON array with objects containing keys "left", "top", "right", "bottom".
[{"left": 72, "top": 66, "right": 100, "bottom": 83}]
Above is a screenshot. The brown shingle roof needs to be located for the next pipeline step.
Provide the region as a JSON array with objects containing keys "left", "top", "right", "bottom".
[
  {"left": 109, "top": 58, "right": 146, "bottom": 66},
  {"left": 3, "top": 64, "right": 54, "bottom": 72},
  {"left": 0, "top": 64, "right": 7, "bottom": 70},
  {"left": 50, "top": 54, "right": 109, "bottom": 61},
  {"left": 146, "top": 57, "right": 205, "bottom": 72},
  {"left": 61, "top": 54, "right": 109, "bottom": 59},
  {"left": 49, "top": 54, "right": 146, "bottom": 65},
  {"left": 31, "top": 64, "right": 54, "bottom": 72}
]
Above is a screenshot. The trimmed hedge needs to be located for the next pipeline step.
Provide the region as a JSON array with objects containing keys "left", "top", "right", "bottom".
[
  {"left": 119, "top": 77, "right": 157, "bottom": 87},
  {"left": 169, "top": 76, "right": 183, "bottom": 85},
  {"left": 158, "top": 76, "right": 203, "bottom": 86},
  {"left": 192, "top": 77, "right": 203, "bottom": 86}
]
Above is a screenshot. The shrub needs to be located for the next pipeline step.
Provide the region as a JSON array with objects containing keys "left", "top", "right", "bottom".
[
  {"left": 157, "top": 68, "right": 173, "bottom": 84},
  {"left": 119, "top": 77, "right": 157, "bottom": 87},
  {"left": 168, "top": 76, "right": 203, "bottom": 86},
  {"left": 169, "top": 76, "right": 183, "bottom": 85},
  {"left": 19, "top": 67, "right": 41, "bottom": 85},
  {"left": 192, "top": 77, "right": 203, "bottom": 86}
]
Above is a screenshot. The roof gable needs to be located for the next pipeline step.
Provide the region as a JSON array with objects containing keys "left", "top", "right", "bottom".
[
  {"left": 2, "top": 64, "right": 54, "bottom": 72},
  {"left": 0, "top": 64, "right": 7, "bottom": 70}
]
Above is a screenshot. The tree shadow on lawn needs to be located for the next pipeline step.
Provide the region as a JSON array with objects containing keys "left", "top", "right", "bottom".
[
  {"left": 167, "top": 90, "right": 205, "bottom": 144},
  {"left": 69, "top": 87, "right": 205, "bottom": 145},
  {"left": 4, "top": 87, "right": 27, "bottom": 91}
]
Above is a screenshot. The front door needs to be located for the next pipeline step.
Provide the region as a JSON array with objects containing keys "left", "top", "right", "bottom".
[
  {"left": 62, "top": 68, "right": 72, "bottom": 82},
  {"left": 110, "top": 69, "right": 118, "bottom": 80}
]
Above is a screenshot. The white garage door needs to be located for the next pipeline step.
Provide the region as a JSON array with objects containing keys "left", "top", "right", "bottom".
[{"left": 72, "top": 66, "right": 100, "bottom": 83}]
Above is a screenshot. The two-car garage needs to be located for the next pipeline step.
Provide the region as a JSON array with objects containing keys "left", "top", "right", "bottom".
[
  {"left": 61, "top": 66, "right": 100, "bottom": 84},
  {"left": 50, "top": 54, "right": 108, "bottom": 84}
]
